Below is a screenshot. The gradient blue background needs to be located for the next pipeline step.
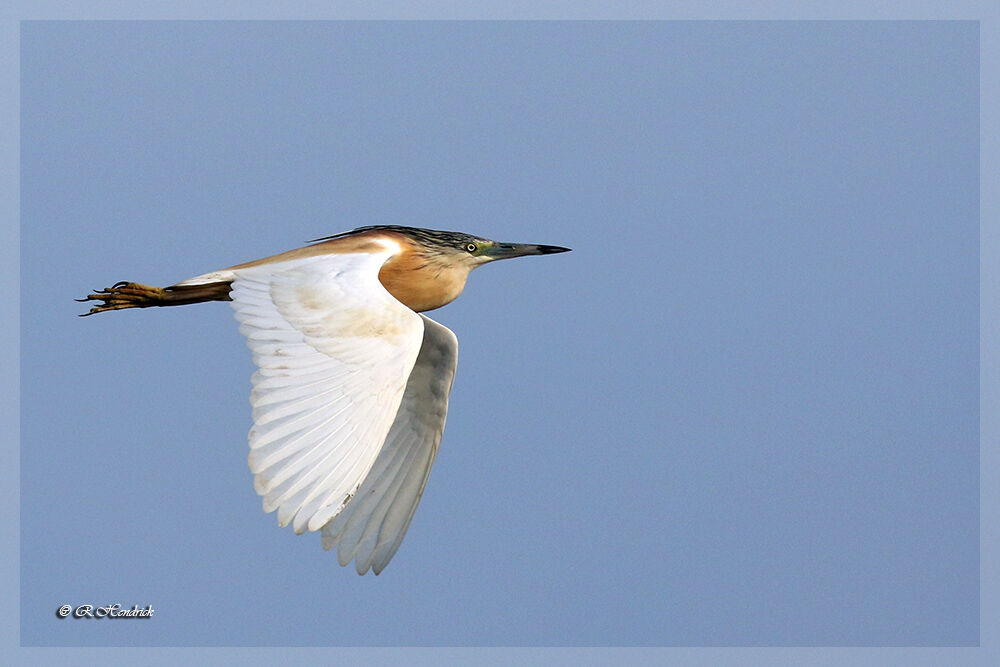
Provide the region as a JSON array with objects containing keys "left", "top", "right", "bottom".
[{"left": 20, "top": 21, "right": 977, "bottom": 646}]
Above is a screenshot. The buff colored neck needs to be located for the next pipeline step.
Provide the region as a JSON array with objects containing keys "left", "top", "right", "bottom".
[{"left": 377, "top": 250, "right": 472, "bottom": 312}]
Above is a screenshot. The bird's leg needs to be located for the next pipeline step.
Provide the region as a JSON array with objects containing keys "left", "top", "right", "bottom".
[
  {"left": 77, "top": 280, "right": 233, "bottom": 315},
  {"left": 76, "top": 282, "right": 167, "bottom": 316}
]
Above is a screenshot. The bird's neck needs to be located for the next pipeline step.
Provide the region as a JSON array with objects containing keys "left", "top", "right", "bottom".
[{"left": 378, "top": 252, "right": 470, "bottom": 312}]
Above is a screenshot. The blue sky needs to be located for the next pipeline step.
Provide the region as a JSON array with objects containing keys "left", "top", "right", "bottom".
[{"left": 19, "top": 20, "right": 978, "bottom": 648}]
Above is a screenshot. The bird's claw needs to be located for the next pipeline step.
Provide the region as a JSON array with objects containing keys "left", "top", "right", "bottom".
[{"left": 76, "top": 282, "right": 163, "bottom": 316}]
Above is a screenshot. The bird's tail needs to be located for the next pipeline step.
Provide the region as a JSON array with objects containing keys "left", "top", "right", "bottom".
[{"left": 77, "top": 280, "right": 232, "bottom": 316}]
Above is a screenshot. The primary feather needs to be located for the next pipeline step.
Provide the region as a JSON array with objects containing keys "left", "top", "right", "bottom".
[{"left": 321, "top": 315, "right": 458, "bottom": 574}]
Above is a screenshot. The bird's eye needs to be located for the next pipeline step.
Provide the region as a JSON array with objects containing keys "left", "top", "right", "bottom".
[{"left": 465, "top": 243, "right": 478, "bottom": 253}]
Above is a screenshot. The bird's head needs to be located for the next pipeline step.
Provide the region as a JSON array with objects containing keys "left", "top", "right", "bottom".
[{"left": 393, "top": 227, "right": 571, "bottom": 271}]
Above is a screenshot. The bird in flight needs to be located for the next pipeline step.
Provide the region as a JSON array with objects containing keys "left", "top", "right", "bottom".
[{"left": 79, "top": 225, "right": 570, "bottom": 574}]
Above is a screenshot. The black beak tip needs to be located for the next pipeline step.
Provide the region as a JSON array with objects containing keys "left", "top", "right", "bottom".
[{"left": 538, "top": 245, "right": 572, "bottom": 254}]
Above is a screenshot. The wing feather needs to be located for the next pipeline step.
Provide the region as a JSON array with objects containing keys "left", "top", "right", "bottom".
[
  {"left": 321, "top": 315, "right": 459, "bottom": 574},
  {"left": 229, "top": 248, "right": 425, "bottom": 538}
]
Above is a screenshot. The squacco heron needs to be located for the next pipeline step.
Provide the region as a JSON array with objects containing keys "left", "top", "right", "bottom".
[{"left": 79, "top": 225, "right": 570, "bottom": 574}]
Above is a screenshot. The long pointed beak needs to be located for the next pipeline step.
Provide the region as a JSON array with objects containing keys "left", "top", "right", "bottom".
[{"left": 484, "top": 242, "right": 572, "bottom": 260}]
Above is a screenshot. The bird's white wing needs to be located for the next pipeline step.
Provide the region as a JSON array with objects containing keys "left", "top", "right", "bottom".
[
  {"left": 321, "top": 315, "right": 458, "bottom": 574},
  {"left": 229, "top": 249, "right": 425, "bottom": 536}
]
